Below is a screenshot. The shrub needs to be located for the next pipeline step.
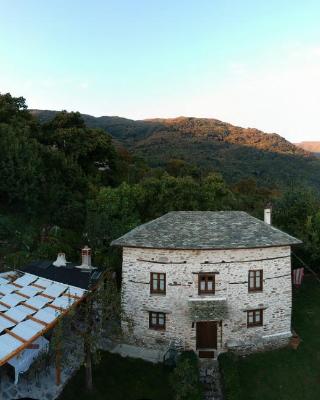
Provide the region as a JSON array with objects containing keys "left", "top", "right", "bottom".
[
  {"left": 219, "top": 352, "right": 241, "bottom": 400},
  {"left": 170, "top": 351, "right": 202, "bottom": 400}
]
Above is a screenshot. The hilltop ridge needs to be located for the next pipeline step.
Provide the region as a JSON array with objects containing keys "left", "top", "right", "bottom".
[
  {"left": 30, "top": 110, "right": 307, "bottom": 156},
  {"left": 295, "top": 141, "right": 320, "bottom": 153},
  {"left": 30, "top": 109, "right": 320, "bottom": 188}
]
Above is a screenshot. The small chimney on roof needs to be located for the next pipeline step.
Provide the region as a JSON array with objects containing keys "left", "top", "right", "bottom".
[
  {"left": 264, "top": 203, "right": 272, "bottom": 225},
  {"left": 76, "top": 246, "right": 96, "bottom": 270},
  {"left": 81, "top": 245, "right": 92, "bottom": 267},
  {"left": 53, "top": 253, "right": 67, "bottom": 267}
]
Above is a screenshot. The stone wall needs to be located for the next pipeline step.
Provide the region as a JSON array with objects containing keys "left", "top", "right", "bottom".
[{"left": 121, "top": 246, "right": 292, "bottom": 356}]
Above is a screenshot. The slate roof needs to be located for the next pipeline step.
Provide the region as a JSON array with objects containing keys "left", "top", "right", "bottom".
[
  {"left": 111, "top": 211, "right": 302, "bottom": 250},
  {"left": 21, "top": 261, "right": 104, "bottom": 290}
]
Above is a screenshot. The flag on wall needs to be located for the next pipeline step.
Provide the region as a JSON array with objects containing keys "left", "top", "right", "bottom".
[{"left": 293, "top": 268, "right": 304, "bottom": 287}]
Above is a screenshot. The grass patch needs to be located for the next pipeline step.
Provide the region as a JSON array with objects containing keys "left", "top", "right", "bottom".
[
  {"left": 59, "top": 351, "right": 174, "bottom": 400},
  {"left": 220, "top": 276, "right": 320, "bottom": 400}
]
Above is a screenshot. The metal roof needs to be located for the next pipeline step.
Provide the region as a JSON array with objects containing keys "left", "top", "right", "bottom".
[{"left": 111, "top": 211, "right": 302, "bottom": 250}]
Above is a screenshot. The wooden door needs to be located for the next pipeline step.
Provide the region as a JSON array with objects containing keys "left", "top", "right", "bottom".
[{"left": 196, "top": 321, "right": 217, "bottom": 349}]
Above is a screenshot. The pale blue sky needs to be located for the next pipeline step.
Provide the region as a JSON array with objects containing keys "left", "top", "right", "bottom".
[{"left": 1, "top": 1, "right": 320, "bottom": 141}]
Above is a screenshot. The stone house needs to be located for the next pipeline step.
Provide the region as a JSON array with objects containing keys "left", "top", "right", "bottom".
[{"left": 111, "top": 209, "right": 301, "bottom": 359}]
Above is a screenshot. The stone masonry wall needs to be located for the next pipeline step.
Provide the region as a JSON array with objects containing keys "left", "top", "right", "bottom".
[{"left": 121, "top": 246, "right": 292, "bottom": 356}]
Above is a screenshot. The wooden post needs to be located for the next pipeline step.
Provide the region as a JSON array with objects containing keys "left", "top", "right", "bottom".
[
  {"left": 84, "top": 338, "right": 93, "bottom": 391},
  {"left": 84, "top": 295, "right": 93, "bottom": 392},
  {"left": 0, "top": 367, "right": 2, "bottom": 400},
  {"left": 55, "top": 340, "right": 61, "bottom": 386}
]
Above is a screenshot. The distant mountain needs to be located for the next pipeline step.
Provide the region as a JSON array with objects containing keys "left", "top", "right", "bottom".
[
  {"left": 30, "top": 109, "right": 320, "bottom": 188},
  {"left": 295, "top": 141, "right": 320, "bottom": 154},
  {"left": 30, "top": 110, "right": 307, "bottom": 154}
]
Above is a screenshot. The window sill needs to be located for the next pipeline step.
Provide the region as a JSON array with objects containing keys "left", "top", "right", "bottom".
[
  {"left": 189, "top": 296, "right": 226, "bottom": 302},
  {"left": 150, "top": 292, "right": 166, "bottom": 296},
  {"left": 198, "top": 292, "right": 216, "bottom": 296},
  {"left": 149, "top": 327, "right": 166, "bottom": 331}
]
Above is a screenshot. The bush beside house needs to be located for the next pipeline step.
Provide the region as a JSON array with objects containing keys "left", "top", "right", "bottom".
[
  {"left": 170, "top": 351, "right": 202, "bottom": 400},
  {"left": 219, "top": 352, "right": 241, "bottom": 400}
]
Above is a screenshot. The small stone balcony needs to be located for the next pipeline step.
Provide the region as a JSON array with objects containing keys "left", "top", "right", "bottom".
[{"left": 188, "top": 297, "right": 228, "bottom": 321}]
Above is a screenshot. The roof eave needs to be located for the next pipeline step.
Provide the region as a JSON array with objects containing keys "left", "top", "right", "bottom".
[{"left": 111, "top": 241, "right": 302, "bottom": 251}]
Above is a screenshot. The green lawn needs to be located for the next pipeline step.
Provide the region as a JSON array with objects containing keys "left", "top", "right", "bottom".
[
  {"left": 59, "top": 351, "right": 174, "bottom": 400},
  {"left": 220, "top": 276, "right": 320, "bottom": 400}
]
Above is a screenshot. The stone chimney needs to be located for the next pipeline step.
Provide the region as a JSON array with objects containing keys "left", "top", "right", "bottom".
[
  {"left": 264, "top": 204, "right": 272, "bottom": 225},
  {"left": 53, "top": 253, "right": 67, "bottom": 267}
]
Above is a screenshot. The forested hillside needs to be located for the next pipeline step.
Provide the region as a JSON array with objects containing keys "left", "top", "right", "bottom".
[
  {"left": 31, "top": 110, "right": 320, "bottom": 189},
  {"left": 0, "top": 93, "right": 320, "bottom": 274},
  {"left": 30, "top": 110, "right": 306, "bottom": 156}
]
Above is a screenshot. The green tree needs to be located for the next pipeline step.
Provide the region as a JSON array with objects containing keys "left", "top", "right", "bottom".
[
  {"left": 140, "top": 174, "right": 200, "bottom": 218},
  {"left": 0, "top": 92, "right": 30, "bottom": 123},
  {"left": 273, "top": 188, "right": 320, "bottom": 267},
  {"left": 273, "top": 188, "right": 320, "bottom": 238},
  {"left": 45, "top": 110, "right": 85, "bottom": 129},
  {"left": 0, "top": 124, "right": 43, "bottom": 210},
  {"left": 200, "top": 172, "right": 234, "bottom": 210},
  {"left": 304, "top": 212, "right": 320, "bottom": 265},
  {"left": 86, "top": 183, "right": 143, "bottom": 266},
  {"left": 39, "top": 111, "right": 118, "bottom": 184}
]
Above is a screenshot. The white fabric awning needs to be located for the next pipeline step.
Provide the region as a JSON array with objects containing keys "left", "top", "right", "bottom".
[
  {"left": 51, "top": 296, "right": 76, "bottom": 310},
  {"left": 11, "top": 320, "right": 44, "bottom": 341},
  {"left": 1, "top": 293, "right": 27, "bottom": 307},
  {"left": 43, "top": 283, "right": 67, "bottom": 298},
  {"left": 5, "top": 305, "right": 36, "bottom": 322},
  {"left": 0, "top": 283, "right": 18, "bottom": 295},
  {"left": 25, "top": 295, "right": 52, "bottom": 309},
  {"left": 33, "top": 307, "right": 61, "bottom": 324},
  {"left": 0, "top": 277, "right": 9, "bottom": 285},
  {"left": 13, "top": 274, "right": 37, "bottom": 287},
  {"left": 0, "top": 271, "right": 87, "bottom": 366},
  {"left": 0, "top": 334, "right": 21, "bottom": 359},
  {"left": 8, "top": 336, "right": 49, "bottom": 384},
  {"left": 18, "top": 285, "right": 42, "bottom": 297},
  {"left": 0, "top": 315, "right": 16, "bottom": 332}
]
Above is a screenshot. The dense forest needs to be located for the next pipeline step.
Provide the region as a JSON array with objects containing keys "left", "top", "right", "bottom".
[
  {"left": 1, "top": 93, "right": 320, "bottom": 274},
  {"left": 31, "top": 110, "right": 320, "bottom": 189}
]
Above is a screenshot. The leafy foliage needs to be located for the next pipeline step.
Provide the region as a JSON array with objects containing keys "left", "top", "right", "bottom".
[
  {"left": 219, "top": 352, "right": 242, "bottom": 400},
  {"left": 170, "top": 351, "right": 202, "bottom": 400},
  {"left": 37, "top": 111, "right": 118, "bottom": 184},
  {"left": 60, "top": 351, "right": 174, "bottom": 400}
]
